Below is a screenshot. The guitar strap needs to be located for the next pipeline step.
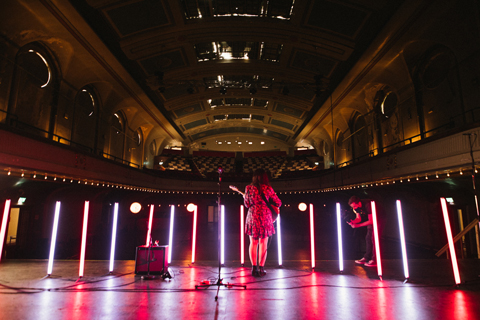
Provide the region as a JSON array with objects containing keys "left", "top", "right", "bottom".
[
  {"left": 256, "top": 185, "right": 277, "bottom": 250},
  {"left": 256, "top": 185, "right": 278, "bottom": 221}
]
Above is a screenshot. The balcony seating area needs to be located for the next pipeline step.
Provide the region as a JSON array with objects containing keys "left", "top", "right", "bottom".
[{"left": 154, "top": 149, "right": 322, "bottom": 181}]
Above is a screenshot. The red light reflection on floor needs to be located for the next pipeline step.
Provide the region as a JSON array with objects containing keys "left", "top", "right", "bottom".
[{"left": 453, "top": 291, "right": 472, "bottom": 320}]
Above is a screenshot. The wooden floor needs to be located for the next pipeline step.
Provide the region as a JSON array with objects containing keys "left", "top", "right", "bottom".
[{"left": 1, "top": 259, "right": 480, "bottom": 319}]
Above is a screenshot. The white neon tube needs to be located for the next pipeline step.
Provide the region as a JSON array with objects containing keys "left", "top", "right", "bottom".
[
  {"left": 240, "top": 205, "right": 245, "bottom": 265},
  {"left": 145, "top": 204, "right": 154, "bottom": 246},
  {"left": 309, "top": 204, "right": 316, "bottom": 269},
  {"left": 109, "top": 203, "right": 119, "bottom": 272},
  {"left": 79, "top": 201, "right": 90, "bottom": 277},
  {"left": 0, "top": 200, "right": 12, "bottom": 262},
  {"left": 277, "top": 213, "right": 283, "bottom": 266},
  {"left": 221, "top": 205, "right": 225, "bottom": 265},
  {"left": 371, "top": 201, "right": 383, "bottom": 278},
  {"left": 396, "top": 200, "right": 409, "bottom": 279},
  {"left": 168, "top": 205, "right": 175, "bottom": 263},
  {"left": 440, "top": 197, "right": 461, "bottom": 284},
  {"left": 191, "top": 205, "right": 198, "bottom": 263},
  {"left": 47, "top": 201, "right": 61, "bottom": 275},
  {"left": 336, "top": 203, "right": 344, "bottom": 272}
]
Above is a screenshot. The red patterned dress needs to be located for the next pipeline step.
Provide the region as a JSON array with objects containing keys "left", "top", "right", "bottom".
[{"left": 244, "top": 184, "right": 281, "bottom": 239}]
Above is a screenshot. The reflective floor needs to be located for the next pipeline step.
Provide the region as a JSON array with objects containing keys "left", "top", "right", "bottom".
[{"left": 1, "top": 259, "right": 480, "bottom": 319}]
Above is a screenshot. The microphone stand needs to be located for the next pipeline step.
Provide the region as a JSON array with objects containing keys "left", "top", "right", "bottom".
[
  {"left": 195, "top": 167, "right": 246, "bottom": 300},
  {"left": 141, "top": 232, "right": 156, "bottom": 280}
]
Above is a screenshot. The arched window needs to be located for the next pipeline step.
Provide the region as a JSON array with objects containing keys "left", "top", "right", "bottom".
[
  {"left": 134, "top": 128, "right": 143, "bottom": 146},
  {"left": 380, "top": 91, "right": 398, "bottom": 119},
  {"left": 72, "top": 86, "right": 98, "bottom": 152},
  {"left": 351, "top": 112, "right": 369, "bottom": 159},
  {"left": 8, "top": 43, "right": 59, "bottom": 137}
]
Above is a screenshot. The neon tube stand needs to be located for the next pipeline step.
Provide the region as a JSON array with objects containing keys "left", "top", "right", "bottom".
[
  {"left": 371, "top": 201, "right": 383, "bottom": 281},
  {"left": 440, "top": 197, "right": 462, "bottom": 285},
  {"left": 0, "top": 200, "right": 11, "bottom": 262},
  {"left": 277, "top": 213, "right": 283, "bottom": 266},
  {"left": 336, "top": 203, "right": 344, "bottom": 273},
  {"left": 396, "top": 200, "right": 410, "bottom": 282},
  {"left": 309, "top": 204, "right": 316, "bottom": 270},
  {"left": 47, "top": 201, "right": 61, "bottom": 276},
  {"left": 109, "top": 203, "right": 119, "bottom": 273}
]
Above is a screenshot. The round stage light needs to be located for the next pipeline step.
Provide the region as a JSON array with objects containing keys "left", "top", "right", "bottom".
[
  {"left": 298, "top": 203, "right": 307, "bottom": 211},
  {"left": 130, "top": 202, "right": 142, "bottom": 214},
  {"left": 187, "top": 203, "right": 197, "bottom": 212}
]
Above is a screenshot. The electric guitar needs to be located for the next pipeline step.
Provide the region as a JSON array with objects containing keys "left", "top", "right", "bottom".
[{"left": 229, "top": 185, "right": 280, "bottom": 220}]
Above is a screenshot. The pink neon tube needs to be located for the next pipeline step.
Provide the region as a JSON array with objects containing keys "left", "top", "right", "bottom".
[
  {"left": 47, "top": 201, "right": 61, "bottom": 275},
  {"left": 191, "top": 205, "right": 198, "bottom": 263},
  {"left": 336, "top": 203, "right": 344, "bottom": 272},
  {"left": 240, "top": 205, "right": 245, "bottom": 265},
  {"left": 371, "top": 201, "right": 382, "bottom": 278},
  {"left": 440, "top": 197, "right": 461, "bottom": 284},
  {"left": 0, "top": 200, "right": 12, "bottom": 262},
  {"left": 145, "top": 204, "right": 154, "bottom": 246},
  {"left": 396, "top": 200, "right": 409, "bottom": 279},
  {"left": 309, "top": 204, "right": 316, "bottom": 269},
  {"left": 109, "top": 203, "right": 119, "bottom": 272},
  {"left": 277, "top": 213, "right": 282, "bottom": 266},
  {"left": 168, "top": 205, "right": 175, "bottom": 263},
  {"left": 79, "top": 201, "right": 90, "bottom": 277}
]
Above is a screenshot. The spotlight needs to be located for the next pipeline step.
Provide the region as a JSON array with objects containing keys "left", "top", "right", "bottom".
[
  {"left": 130, "top": 202, "right": 142, "bottom": 214},
  {"left": 220, "top": 86, "right": 227, "bottom": 95},
  {"left": 187, "top": 203, "right": 196, "bottom": 212}
]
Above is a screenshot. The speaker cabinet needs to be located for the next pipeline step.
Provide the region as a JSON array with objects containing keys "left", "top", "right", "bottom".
[{"left": 135, "top": 245, "right": 169, "bottom": 274}]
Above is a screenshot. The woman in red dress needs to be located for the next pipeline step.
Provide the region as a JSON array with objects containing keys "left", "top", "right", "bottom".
[{"left": 244, "top": 169, "right": 281, "bottom": 276}]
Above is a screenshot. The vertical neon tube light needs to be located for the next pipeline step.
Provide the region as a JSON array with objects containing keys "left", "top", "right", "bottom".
[
  {"left": 371, "top": 201, "right": 383, "bottom": 279},
  {"left": 191, "top": 205, "right": 198, "bottom": 264},
  {"left": 221, "top": 205, "right": 225, "bottom": 265},
  {"left": 109, "top": 203, "right": 119, "bottom": 273},
  {"left": 309, "top": 204, "right": 316, "bottom": 269},
  {"left": 47, "top": 201, "right": 61, "bottom": 275},
  {"left": 440, "top": 197, "right": 461, "bottom": 284},
  {"left": 79, "top": 201, "right": 90, "bottom": 277},
  {"left": 145, "top": 204, "right": 154, "bottom": 246},
  {"left": 168, "top": 205, "right": 175, "bottom": 263},
  {"left": 336, "top": 203, "right": 344, "bottom": 272},
  {"left": 0, "top": 200, "right": 12, "bottom": 262},
  {"left": 277, "top": 213, "right": 283, "bottom": 266},
  {"left": 396, "top": 200, "right": 409, "bottom": 280},
  {"left": 240, "top": 205, "right": 245, "bottom": 265}
]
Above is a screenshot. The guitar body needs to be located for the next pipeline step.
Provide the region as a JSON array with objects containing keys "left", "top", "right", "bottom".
[{"left": 230, "top": 185, "right": 279, "bottom": 222}]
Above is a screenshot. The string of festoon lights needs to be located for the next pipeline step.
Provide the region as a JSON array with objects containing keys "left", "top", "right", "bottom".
[{"left": 2, "top": 165, "right": 478, "bottom": 195}]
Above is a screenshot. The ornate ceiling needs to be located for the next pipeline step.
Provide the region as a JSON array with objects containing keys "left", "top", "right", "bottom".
[{"left": 72, "top": 0, "right": 404, "bottom": 151}]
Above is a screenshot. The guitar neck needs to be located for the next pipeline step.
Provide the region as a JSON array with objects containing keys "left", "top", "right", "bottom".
[{"left": 229, "top": 185, "right": 244, "bottom": 197}]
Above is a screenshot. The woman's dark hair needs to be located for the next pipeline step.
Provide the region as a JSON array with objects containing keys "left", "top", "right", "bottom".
[
  {"left": 348, "top": 195, "right": 361, "bottom": 205},
  {"left": 251, "top": 168, "right": 270, "bottom": 186}
]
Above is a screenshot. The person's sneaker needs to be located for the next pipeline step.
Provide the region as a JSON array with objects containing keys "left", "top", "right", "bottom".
[
  {"left": 365, "top": 260, "right": 377, "bottom": 267},
  {"left": 355, "top": 258, "right": 367, "bottom": 264}
]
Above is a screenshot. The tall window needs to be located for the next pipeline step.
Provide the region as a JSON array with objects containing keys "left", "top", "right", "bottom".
[
  {"left": 108, "top": 111, "right": 126, "bottom": 160},
  {"left": 351, "top": 113, "right": 369, "bottom": 159},
  {"left": 72, "top": 86, "right": 98, "bottom": 152},
  {"left": 8, "top": 43, "right": 58, "bottom": 137}
]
